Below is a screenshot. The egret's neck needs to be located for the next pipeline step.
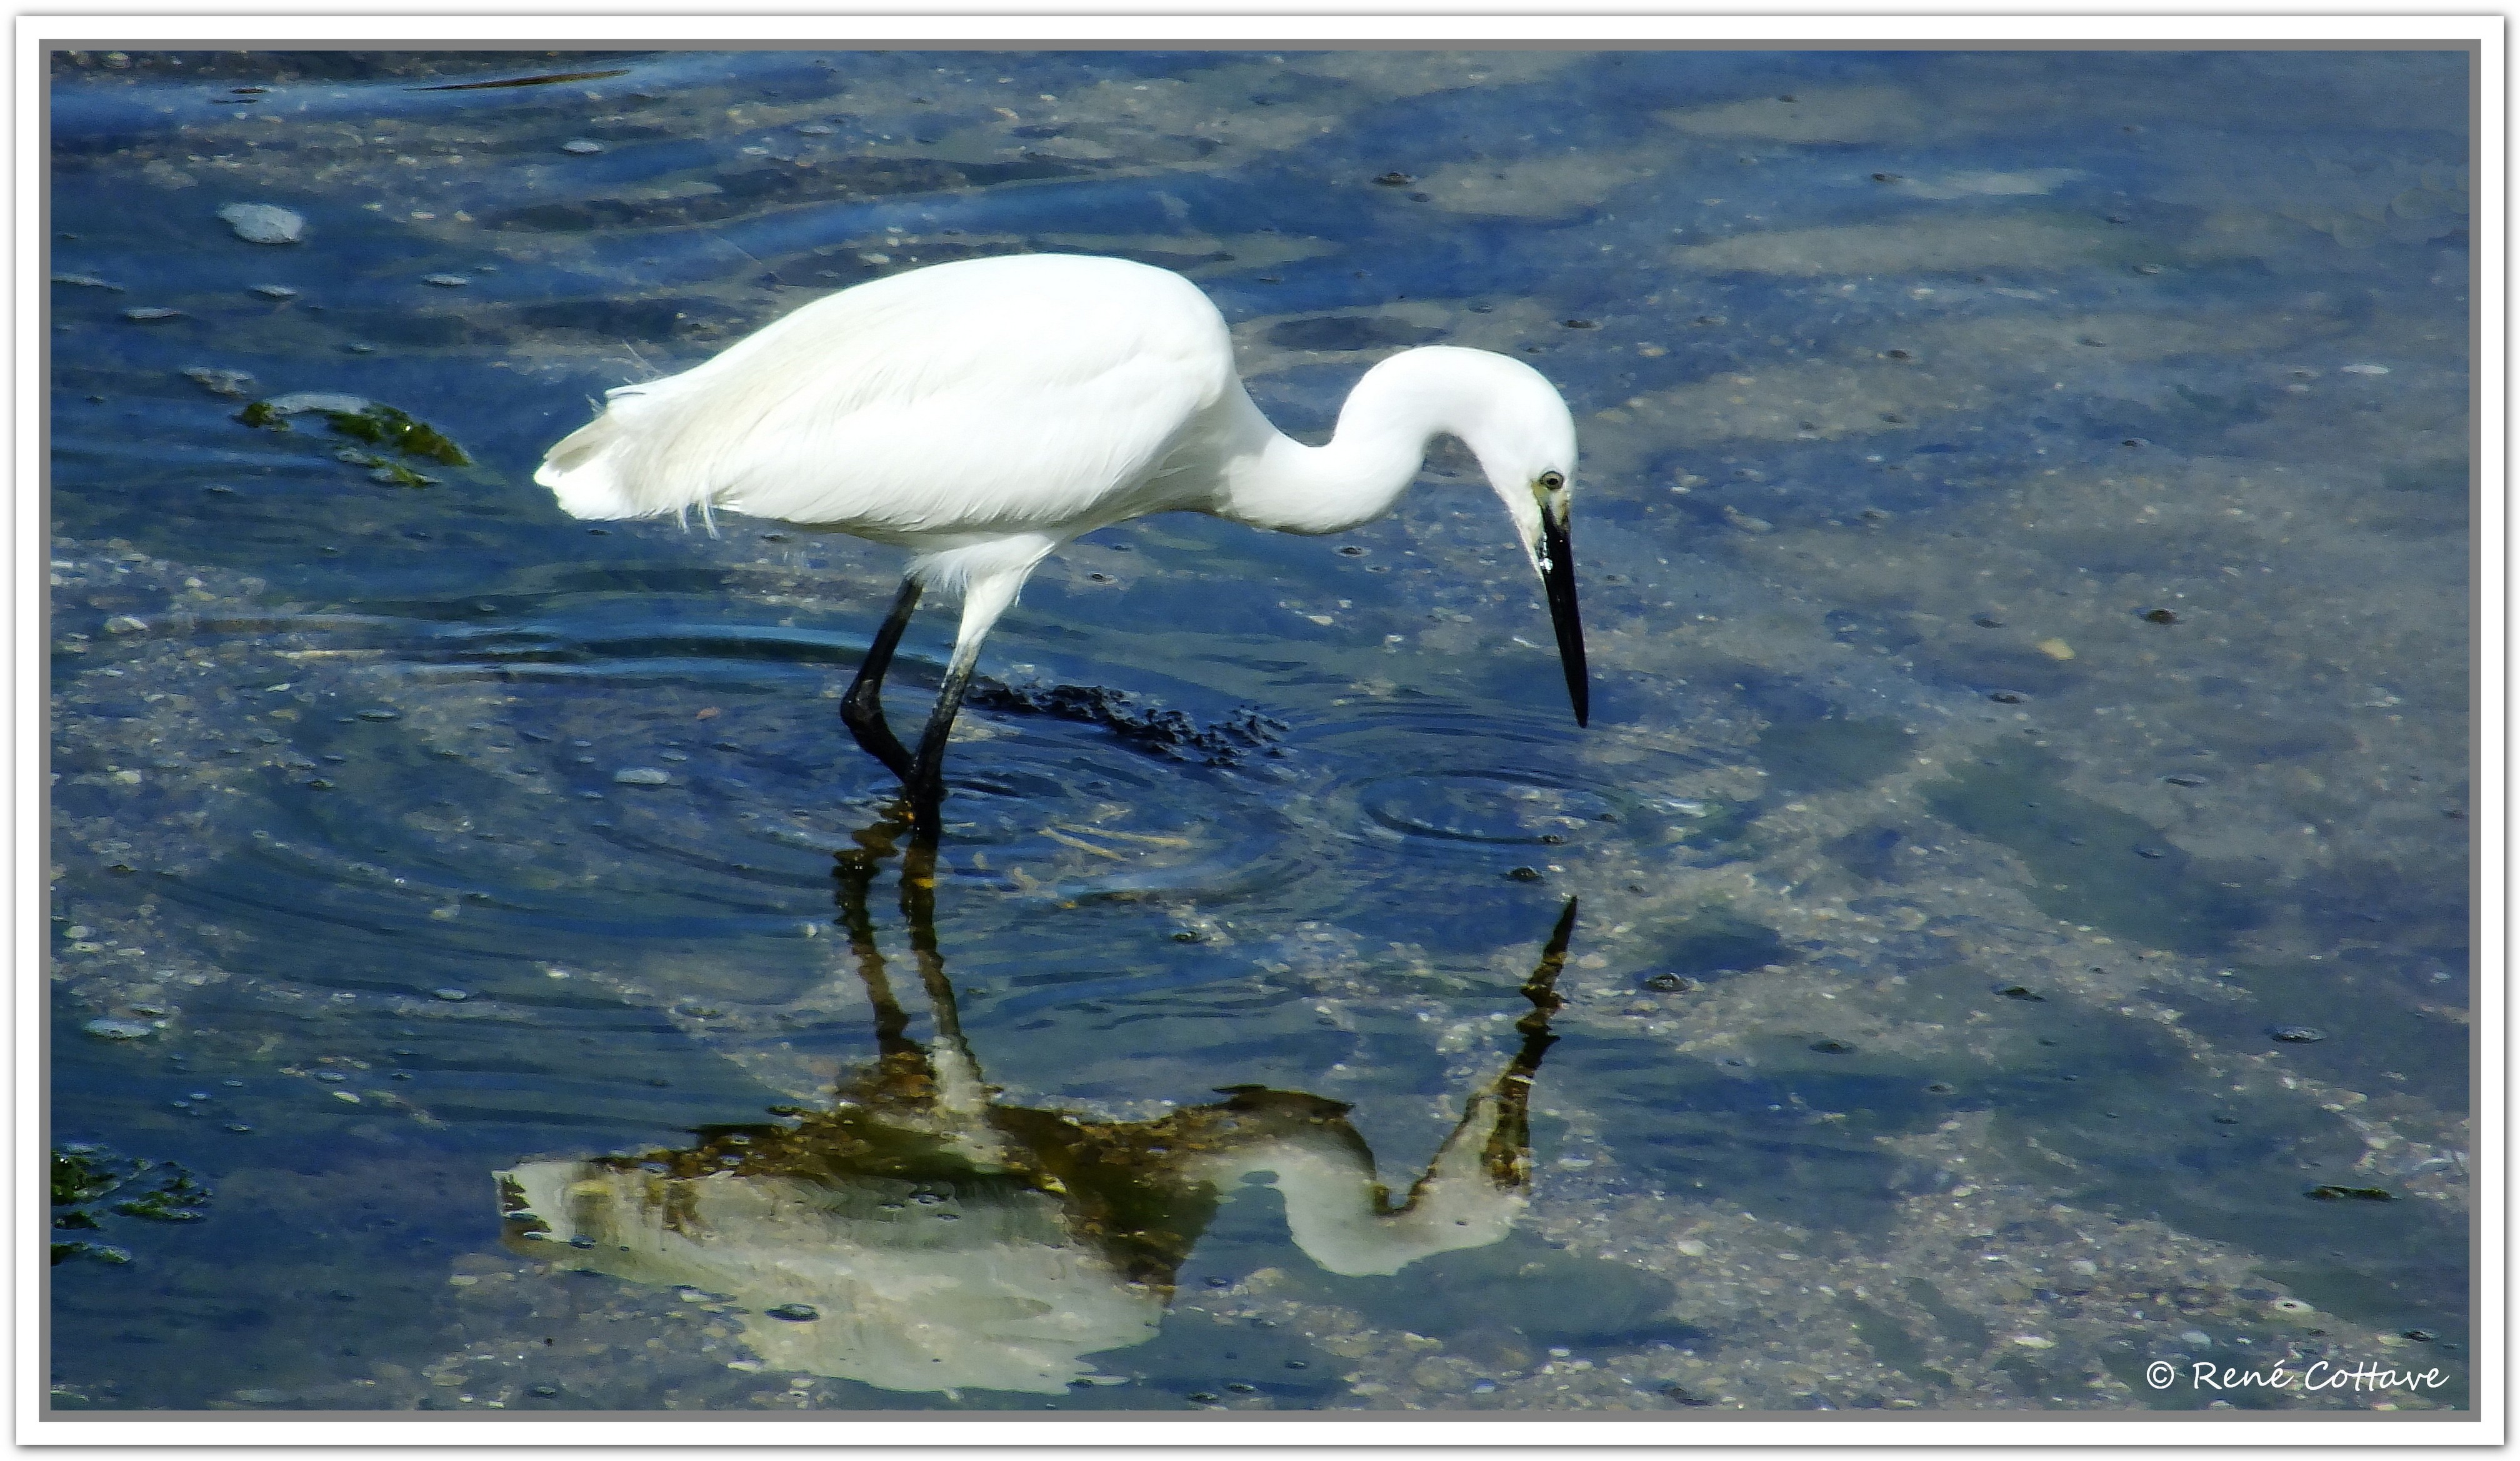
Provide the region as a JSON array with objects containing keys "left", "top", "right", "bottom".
[{"left": 1216, "top": 348, "right": 1517, "bottom": 535}]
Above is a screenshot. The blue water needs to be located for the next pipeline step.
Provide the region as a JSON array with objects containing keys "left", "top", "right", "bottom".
[{"left": 49, "top": 47, "right": 2469, "bottom": 1414}]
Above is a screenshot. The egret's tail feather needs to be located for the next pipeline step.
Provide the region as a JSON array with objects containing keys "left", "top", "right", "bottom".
[
  {"left": 535, "top": 381, "right": 720, "bottom": 523},
  {"left": 535, "top": 412, "right": 641, "bottom": 519}
]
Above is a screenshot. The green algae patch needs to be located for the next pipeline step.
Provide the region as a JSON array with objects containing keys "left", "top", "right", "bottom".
[
  {"left": 335, "top": 450, "right": 440, "bottom": 487},
  {"left": 51, "top": 1146, "right": 126, "bottom": 1207},
  {"left": 235, "top": 395, "right": 472, "bottom": 479},
  {"left": 51, "top": 1145, "right": 213, "bottom": 1261},
  {"left": 321, "top": 404, "right": 471, "bottom": 467}
]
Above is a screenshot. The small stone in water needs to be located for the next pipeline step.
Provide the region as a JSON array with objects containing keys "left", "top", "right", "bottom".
[
  {"left": 224, "top": 1123, "right": 253, "bottom": 1134},
  {"left": 82, "top": 1019, "right": 154, "bottom": 1040},
  {"left": 614, "top": 767, "right": 672, "bottom": 785},
  {"left": 257, "top": 391, "right": 371, "bottom": 417},
  {"left": 1504, "top": 865, "right": 1542, "bottom": 882},
  {"left": 357, "top": 708, "right": 400, "bottom": 721},
  {"left": 561, "top": 139, "right": 606, "bottom": 154},
  {"left": 1641, "top": 973, "right": 1694, "bottom": 993},
  {"left": 421, "top": 273, "right": 469, "bottom": 287},
  {"left": 2269, "top": 1025, "right": 2325, "bottom": 1043},
  {"left": 219, "top": 203, "right": 306, "bottom": 244},
  {"left": 2142, "top": 607, "right": 2180, "bottom": 624},
  {"left": 798, "top": 123, "right": 835, "bottom": 135},
  {"left": 432, "top": 987, "right": 470, "bottom": 1002},
  {"left": 52, "top": 272, "right": 122, "bottom": 289},
  {"left": 251, "top": 283, "right": 300, "bottom": 299},
  {"left": 766, "top": 1303, "right": 819, "bottom": 1322},
  {"left": 122, "top": 306, "right": 183, "bottom": 322},
  {"left": 182, "top": 366, "right": 257, "bottom": 397},
  {"left": 529, "top": 1384, "right": 561, "bottom": 1397},
  {"left": 1809, "top": 1039, "right": 1856, "bottom": 1054},
  {"left": 314, "top": 1071, "right": 348, "bottom": 1082},
  {"left": 2164, "top": 774, "right": 2208, "bottom": 787}
]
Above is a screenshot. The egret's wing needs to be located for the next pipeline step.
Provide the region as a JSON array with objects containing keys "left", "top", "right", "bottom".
[{"left": 536, "top": 257, "right": 1234, "bottom": 537}]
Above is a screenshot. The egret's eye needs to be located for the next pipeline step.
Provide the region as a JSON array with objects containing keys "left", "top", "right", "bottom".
[{"left": 1537, "top": 471, "right": 1566, "bottom": 492}]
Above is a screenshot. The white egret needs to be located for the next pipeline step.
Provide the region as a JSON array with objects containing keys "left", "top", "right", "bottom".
[{"left": 537, "top": 252, "right": 1586, "bottom": 825}]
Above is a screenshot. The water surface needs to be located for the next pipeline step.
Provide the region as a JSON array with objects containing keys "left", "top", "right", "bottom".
[{"left": 48, "top": 47, "right": 2470, "bottom": 1414}]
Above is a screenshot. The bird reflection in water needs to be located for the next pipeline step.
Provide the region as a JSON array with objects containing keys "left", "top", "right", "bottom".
[{"left": 497, "top": 814, "right": 1578, "bottom": 1397}]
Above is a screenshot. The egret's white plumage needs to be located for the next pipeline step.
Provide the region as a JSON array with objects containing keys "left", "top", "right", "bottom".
[{"left": 538, "top": 252, "right": 1588, "bottom": 825}]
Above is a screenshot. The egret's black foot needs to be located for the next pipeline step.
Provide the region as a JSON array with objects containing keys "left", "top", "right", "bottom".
[
  {"left": 904, "top": 777, "right": 947, "bottom": 840},
  {"left": 841, "top": 692, "right": 917, "bottom": 784}
]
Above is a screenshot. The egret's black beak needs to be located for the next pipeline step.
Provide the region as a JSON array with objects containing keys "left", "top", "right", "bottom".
[{"left": 1539, "top": 503, "right": 1589, "bottom": 727}]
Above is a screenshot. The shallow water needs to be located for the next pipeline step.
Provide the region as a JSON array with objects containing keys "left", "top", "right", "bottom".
[{"left": 48, "top": 47, "right": 2470, "bottom": 1414}]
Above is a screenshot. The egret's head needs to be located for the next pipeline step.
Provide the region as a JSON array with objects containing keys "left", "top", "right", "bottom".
[
  {"left": 1455, "top": 357, "right": 1586, "bottom": 729},
  {"left": 1347, "top": 346, "right": 1589, "bottom": 726}
]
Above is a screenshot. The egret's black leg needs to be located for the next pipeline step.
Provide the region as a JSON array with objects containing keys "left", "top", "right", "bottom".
[
  {"left": 904, "top": 652, "right": 980, "bottom": 833},
  {"left": 841, "top": 578, "right": 922, "bottom": 782}
]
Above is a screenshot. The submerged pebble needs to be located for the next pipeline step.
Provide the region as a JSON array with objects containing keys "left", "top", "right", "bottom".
[
  {"left": 250, "top": 283, "right": 300, "bottom": 299},
  {"left": 2269, "top": 1025, "right": 2326, "bottom": 1043},
  {"left": 122, "top": 306, "right": 183, "bottom": 322},
  {"left": 765, "top": 1303, "right": 819, "bottom": 1322},
  {"left": 560, "top": 139, "right": 606, "bottom": 155},
  {"left": 218, "top": 202, "right": 305, "bottom": 245},
  {"left": 432, "top": 987, "right": 470, "bottom": 1002},
  {"left": 421, "top": 273, "right": 469, "bottom": 287},
  {"left": 181, "top": 366, "right": 256, "bottom": 397},
  {"left": 613, "top": 767, "right": 672, "bottom": 785},
  {"left": 255, "top": 391, "right": 371, "bottom": 417},
  {"left": 81, "top": 1018, "right": 154, "bottom": 1040}
]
